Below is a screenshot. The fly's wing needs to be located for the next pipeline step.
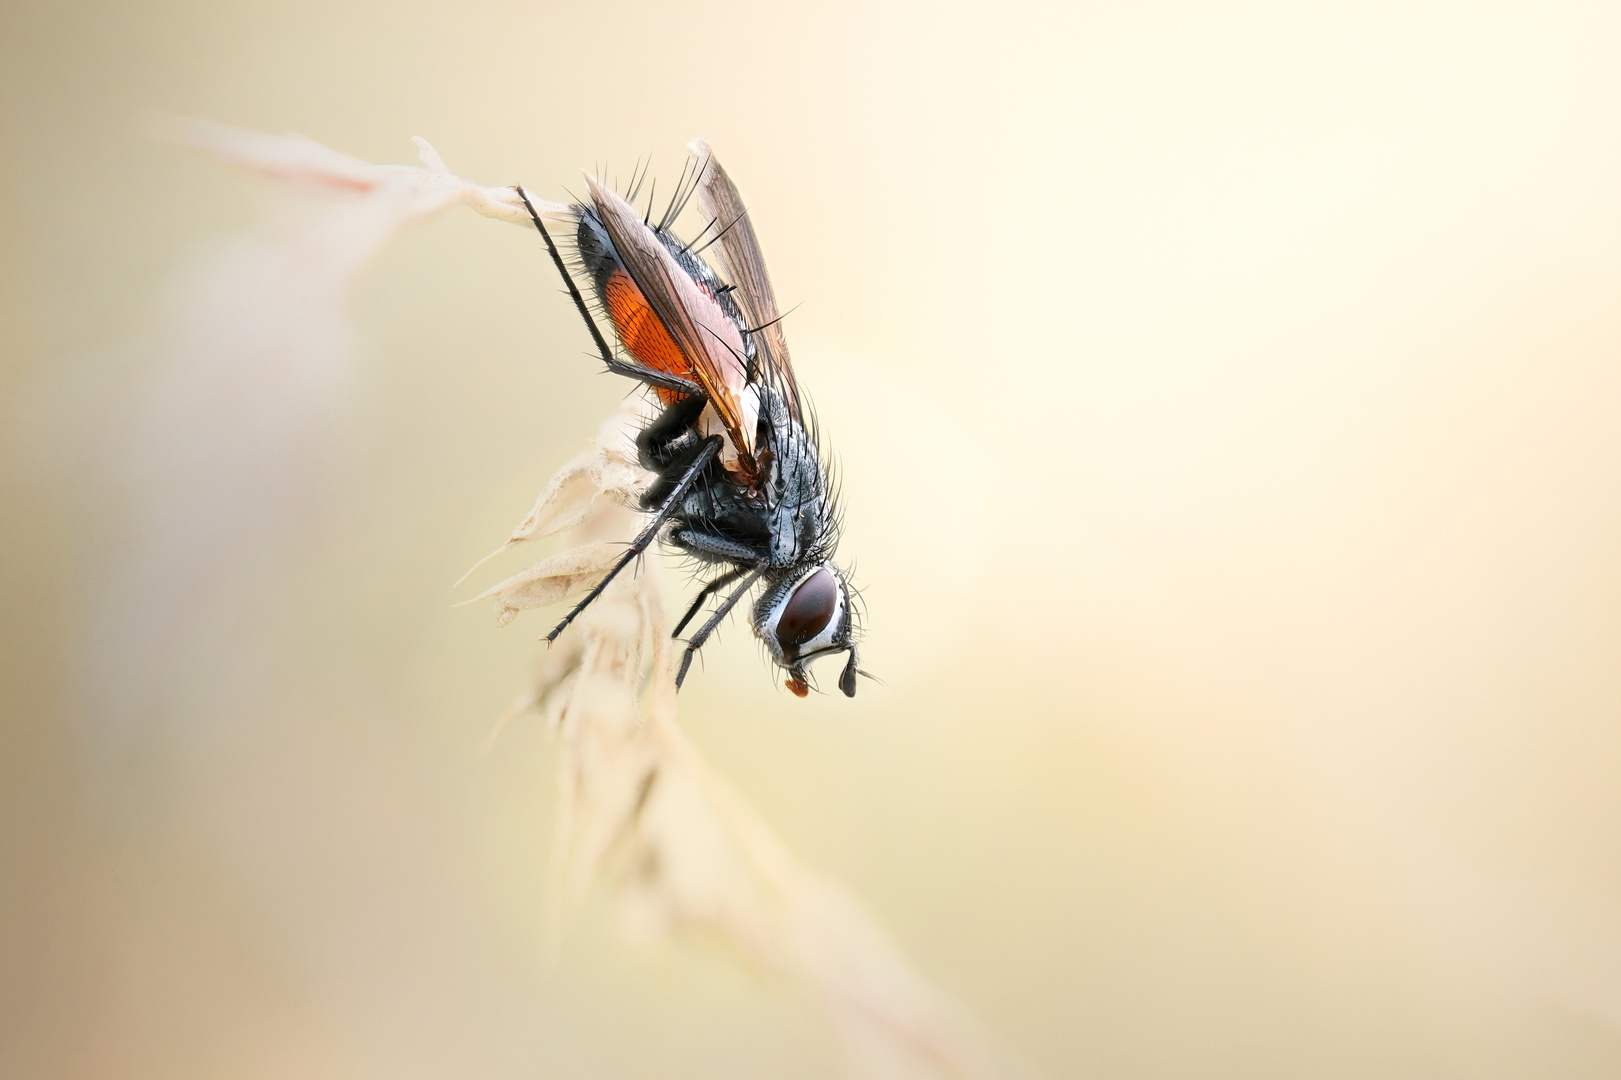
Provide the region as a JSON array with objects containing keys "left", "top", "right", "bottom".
[
  {"left": 582, "top": 173, "right": 759, "bottom": 472},
  {"left": 688, "top": 139, "right": 801, "bottom": 420}
]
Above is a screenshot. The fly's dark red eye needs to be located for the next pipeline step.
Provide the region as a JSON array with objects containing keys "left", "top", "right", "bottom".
[{"left": 776, "top": 568, "right": 838, "bottom": 647}]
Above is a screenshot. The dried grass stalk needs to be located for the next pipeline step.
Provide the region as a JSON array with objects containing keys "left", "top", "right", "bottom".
[
  {"left": 154, "top": 114, "right": 575, "bottom": 226},
  {"left": 479, "top": 411, "right": 1017, "bottom": 1080},
  {"left": 173, "top": 120, "right": 1025, "bottom": 1080}
]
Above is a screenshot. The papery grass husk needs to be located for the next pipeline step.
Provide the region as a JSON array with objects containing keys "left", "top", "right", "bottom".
[
  {"left": 173, "top": 119, "right": 1026, "bottom": 1080},
  {"left": 472, "top": 412, "right": 1016, "bottom": 1080}
]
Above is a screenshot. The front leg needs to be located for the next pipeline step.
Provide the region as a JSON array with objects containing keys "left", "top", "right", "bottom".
[
  {"left": 544, "top": 436, "right": 721, "bottom": 645},
  {"left": 675, "top": 566, "right": 766, "bottom": 689}
]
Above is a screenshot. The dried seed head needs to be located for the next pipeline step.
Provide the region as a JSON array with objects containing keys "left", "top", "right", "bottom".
[{"left": 168, "top": 118, "right": 1017, "bottom": 1079}]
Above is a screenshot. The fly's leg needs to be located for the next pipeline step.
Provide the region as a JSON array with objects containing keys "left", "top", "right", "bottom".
[
  {"left": 675, "top": 566, "right": 765, "bottom": 689},
  {"left": 638, "top": 395, "right": 714, "bottom": 509},
  {"left": 516, "top": 186, "right": 703, "bottom": 398},
  {"left": 637, "top": 393, "right": 709, "bottom": 469},
  {"left": 516, "top": 186, "right": 614, "bottom": 363},
  {"left": 605, "top": 358, "right": 702, "bottom": 397},
  {"left": 545, "top": 435, "right": 722, "bottom": 645},
  {"left": 671, "top": 566, "right": 750, "bottom": 639},
  {"left": 669, "top": 528, "right": 769, "bottom": 565}
]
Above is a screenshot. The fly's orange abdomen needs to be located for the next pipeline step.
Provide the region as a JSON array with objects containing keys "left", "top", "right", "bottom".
[{"left": 603, "top": 269, "right": 691, "bottom": 404}]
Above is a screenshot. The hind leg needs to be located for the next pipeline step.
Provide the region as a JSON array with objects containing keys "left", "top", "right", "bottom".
[{"left": 636, "top": 394, "right": 713, "bottom": 509}]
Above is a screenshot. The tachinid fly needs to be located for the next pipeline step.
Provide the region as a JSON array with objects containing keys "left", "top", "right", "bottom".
[{"left": 515, "top": 141, "right": 864, "bottom": 698}]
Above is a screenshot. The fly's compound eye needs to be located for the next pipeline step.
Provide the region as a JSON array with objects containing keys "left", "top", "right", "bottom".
[
  {"left": 776, "top": 567, "right": 839, "bottom": 648},
  {"left": 758, "top": 563, "right": 852, "bottom": 696}
]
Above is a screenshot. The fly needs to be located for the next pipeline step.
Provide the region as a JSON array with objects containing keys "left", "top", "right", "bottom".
[{"left": 514, "top": 141, "right": 864, "bottom": 698}]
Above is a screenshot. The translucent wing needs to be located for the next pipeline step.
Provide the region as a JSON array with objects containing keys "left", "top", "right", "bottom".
[
  {"left": 582, "top": 173, "right": 760, "bottom": 474},
  {"left": 688, "top": 139, "right": 802, "bottom": 421}
]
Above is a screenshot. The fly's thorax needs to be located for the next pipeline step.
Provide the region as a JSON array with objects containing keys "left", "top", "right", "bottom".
[
  {"left": 752, "top": 561, "right": 857, "bottom": 696},
  {"left": 757, "top": 403, "right": 830, "bottom": 569}
]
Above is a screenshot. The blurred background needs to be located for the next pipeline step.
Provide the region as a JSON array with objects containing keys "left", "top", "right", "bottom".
[{"left": 5, "top": 0, "right": 1621, "bottom": 1076}]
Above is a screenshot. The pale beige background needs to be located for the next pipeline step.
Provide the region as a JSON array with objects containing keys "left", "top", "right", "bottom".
[{"left": 5, "top": 1, "right": 1621, "bottom": 1077}]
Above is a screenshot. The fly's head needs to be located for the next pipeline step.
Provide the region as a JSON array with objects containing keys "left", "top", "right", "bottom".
[{"left": 753, "top": 561, "right": 861, "bottom": 698}]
